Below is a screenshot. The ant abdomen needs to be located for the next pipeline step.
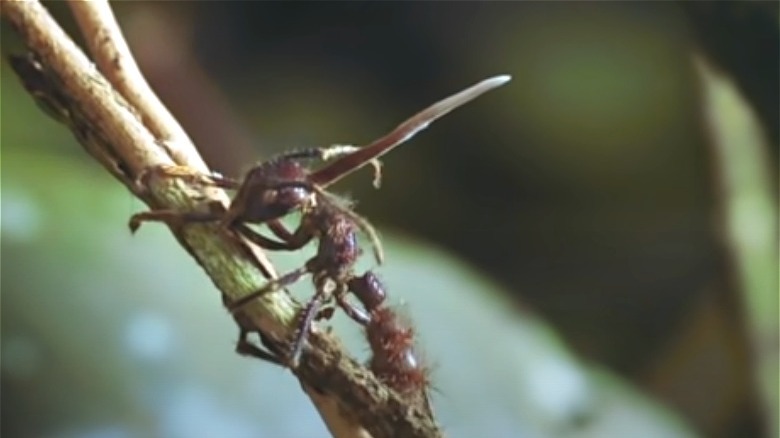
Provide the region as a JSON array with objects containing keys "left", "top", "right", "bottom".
[
  {"left": 348, "top": 272, "right": 429, "bottom": 395},
  {"left": 366, "top": 306, "right": 430, "bottom": 396}
]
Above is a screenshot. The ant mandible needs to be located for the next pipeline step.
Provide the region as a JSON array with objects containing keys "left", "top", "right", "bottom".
[{"left": 129, "top": 75, "right": 511, "bottom": 365}]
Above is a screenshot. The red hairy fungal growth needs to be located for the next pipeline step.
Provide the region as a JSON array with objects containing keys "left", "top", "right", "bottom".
[{"left": 366, "top": 306, "right": 430, "bottom": 396}]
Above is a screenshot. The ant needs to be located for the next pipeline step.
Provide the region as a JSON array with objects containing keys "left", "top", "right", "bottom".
[{"left": 129, "top": 75, "right": 511, "bottom": 366}]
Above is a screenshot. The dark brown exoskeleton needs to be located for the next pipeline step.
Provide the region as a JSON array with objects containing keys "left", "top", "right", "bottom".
[{"left": 129, "top": 75, "right": 511, "bottom": 366}]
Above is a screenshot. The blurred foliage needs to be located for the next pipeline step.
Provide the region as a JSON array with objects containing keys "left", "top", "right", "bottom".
[
  {"left": 2, "top": 2, "right": 777, "bottom": 438},
  {"left": 681, "top": 1, "right": 780, "bottom": 150},
  {"left": 1, "top": 147, "right": 698, "bottom": 437},
  {"left": 695, "top": 55, "right": 779, "bottom": 438}
]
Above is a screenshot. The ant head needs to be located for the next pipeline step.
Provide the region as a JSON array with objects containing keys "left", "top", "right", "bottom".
[{"left": 230, "top": 159, "right": 314, "bottom": 223}]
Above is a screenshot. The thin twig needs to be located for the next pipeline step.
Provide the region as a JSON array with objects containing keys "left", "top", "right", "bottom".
[
  {"left": 66, "top": 0, "right": 205, "bottom": 173},
  {"left": 2, "top": 0, "right": 163, "bottom": 186},
  {"left": 1, "top": 1, "right": 442, "bottom": 437}
]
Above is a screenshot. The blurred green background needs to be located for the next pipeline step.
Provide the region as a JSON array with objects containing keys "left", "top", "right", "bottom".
[{"left": 2, "top": 2, "right": 777, "bottom": 438}]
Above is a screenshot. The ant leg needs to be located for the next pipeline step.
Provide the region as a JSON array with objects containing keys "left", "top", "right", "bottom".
[
  {"left": 227, "top": 294, "right": 288, "bottom": 365},
  {"left": 227, "top": 266, "right": 310, "bottom": 311},
  {"left": 205, "top": 173, "right": 243, "bottom": 190},
  {"left": 368, "top": 159, "right": 383, "bottom": 189},
  {"left": 288, "top": 286, "right": 329, "bottom": 368},
  {"left": 233, "top": 223, "right": 303, "bottom": 251},
  {"left": 335, "top": 290, "right": 370, "bottom": 326},
  {"left": 128, "top": 210, "right": 223, "bottom": 233},
  {"left": 233, "top": 220, "right": 315, "bottom": 252},
  {"left": 266, "top": 219, "right": 295, "bottom": 242},
  {"left": 138, "top": 165, "right": 243, "bottom": 190},
  {"left": 235, "top": 329, "right": 283, "bottom": 365}
]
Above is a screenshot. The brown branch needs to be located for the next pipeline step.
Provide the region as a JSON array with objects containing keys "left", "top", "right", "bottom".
[
  {"left": 1, "top": 1, "right": 442, "bottom": 437},
  {"left": 66, "top": 0, "right": 205, "bottom": 173}
]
